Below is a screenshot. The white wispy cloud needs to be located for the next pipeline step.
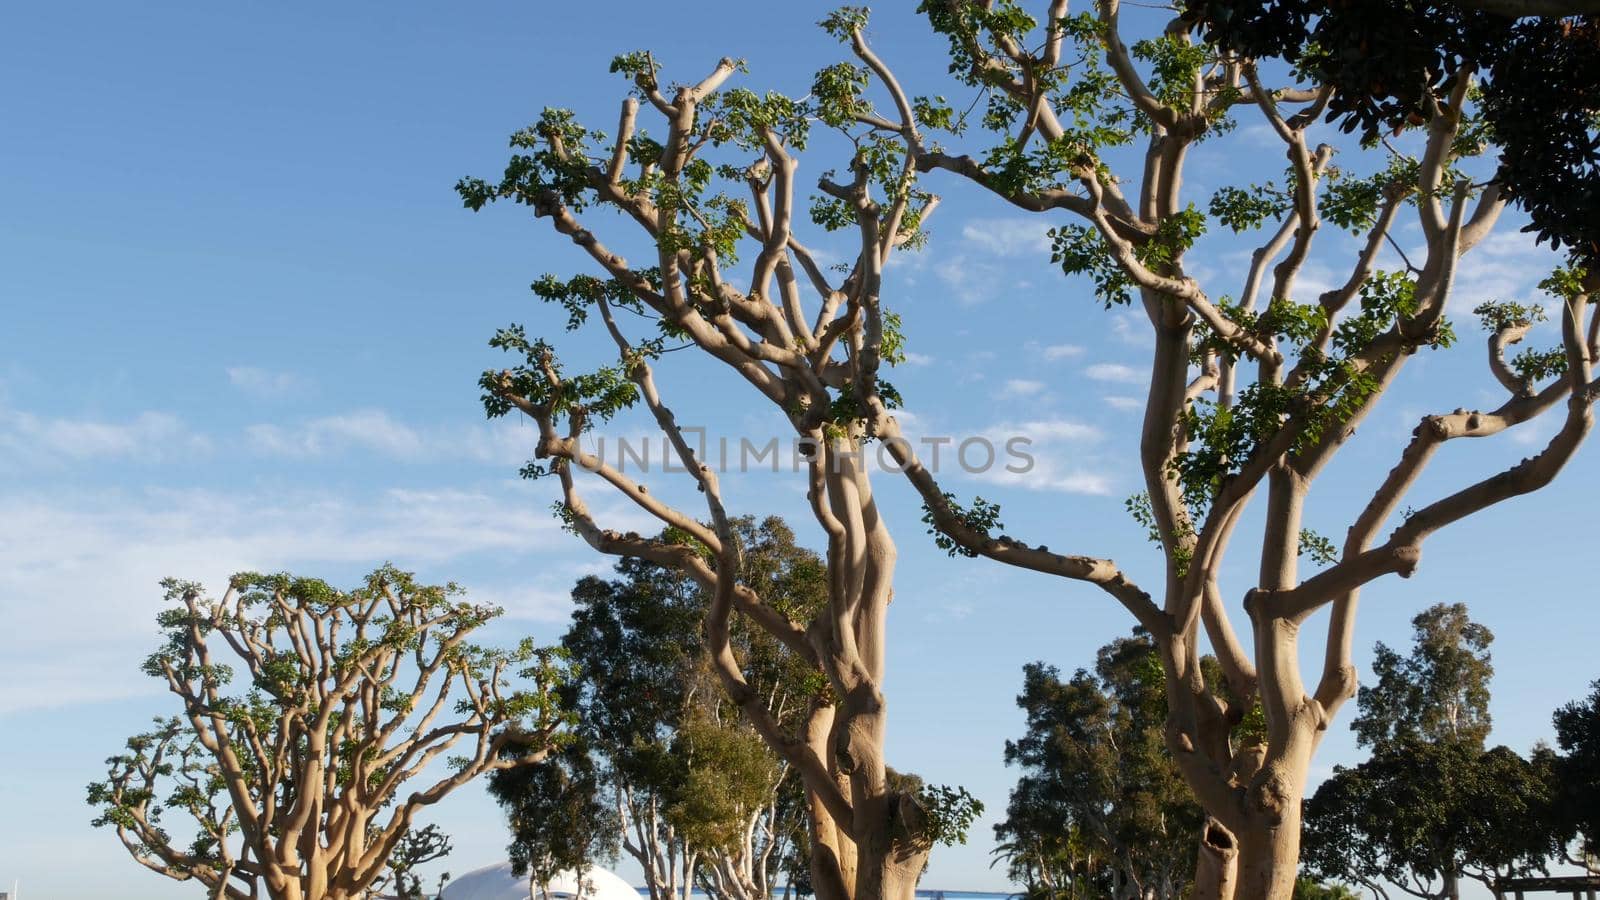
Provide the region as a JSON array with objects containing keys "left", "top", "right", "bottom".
[
  {"left": 1041, "top": 343, "right": 1084, "bottom": 360},
  {"left": 1085, "top": 362, "right": 1143, "bottom": 384},
  {"left": 902, "top": 351, "right": 935, "bottom": 366},
  {"left": 933, "top": 254, "right": 1005, "bottom": 305},
  {"left": 960, "top": 218, "right": 1054, "bottom": 257},
  {"left": 245, "top": 410, "right": 535, "bottom": 466},
  {"left": 1104, "top": 396, "right": 1142, "bottom": 411},
  {"left": 0, "top": 407, "right": 211, "bottom": 469},
  {"left": 1109, "top": 311, "right": 1145, "bottom": 345},
  {"left": 970, "top": 416, "right": 1111, "bottom": 495},
  {"left": 1002, "top": 378, "right": 1047, "bottom": 397},
  {"left": 247, "top": 409, "right": 429, "bottom": 460},
  {"left": 226, "top": 366, "right": 308, "bottom": 400},
  {"left": 0, "top": 485, "right": 645, "bottom": 714},
  {"left": 1450, "top": 229, "right": 1560, "bottom": 312}
]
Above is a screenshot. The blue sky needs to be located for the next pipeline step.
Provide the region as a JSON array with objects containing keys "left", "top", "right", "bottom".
[{"left": 3, "top": 2, "right": 1598, "bottom": 897}]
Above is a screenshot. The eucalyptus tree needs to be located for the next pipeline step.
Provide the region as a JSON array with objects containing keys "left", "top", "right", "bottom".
[
  {"left": 497, "top": 518, "right": 821, "bottom": 900},
  {"left": 1301, "top": 605, "right": 1559, "bottom": 900},
  {"left": 1551, "top": 678, "right": 1600, "bottom": 869},
  {"left": 1350, "top": 603, "right": 1494, "bottom": 749},
  {"left": 995, "top": 633, "right": 1209, "bottom": 900},
  {"left": 458, "top": 23, "right": 976, "bottom": 900},
  {"left": 1301, "top": 741, "right": 1559, "bottom": 900},
  {"left": 86, "top": 569, "right": 569, "bottom": 900}
]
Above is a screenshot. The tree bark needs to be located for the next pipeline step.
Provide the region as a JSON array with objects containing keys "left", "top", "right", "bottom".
[{"left": 1195, "top": 818, "right": 1240, "bottom": 900}]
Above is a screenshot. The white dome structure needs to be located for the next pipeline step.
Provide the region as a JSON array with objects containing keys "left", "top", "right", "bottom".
[{"left": 441, "top": 863, "right": 639, "bottom": 900}]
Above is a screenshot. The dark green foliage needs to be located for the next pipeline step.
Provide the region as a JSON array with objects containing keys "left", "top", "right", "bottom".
[
  {"left": 491, "top": 741, "right": 612, "bottom": 890},
  {"left": 1302, "top": 739, "right": 1562, "bottom": 896},
  {"left": 993, "top": 632, "right": 1204, "bottom": 898},
  {"left": 1210, "top": 184, "right": 1292, "bottom": 233},
  {"left": 1551, "top": 678, "right": 1600, "bottom": 860},
  {"left": 1352, "top": 603, "right": 1495, "bottom": 749},
  {"left": 1304, "top": 604, "right": 1568, "bottom": 896},
  {"left": 1181, "top": 0, "right": 1600, "bottom": 259}
]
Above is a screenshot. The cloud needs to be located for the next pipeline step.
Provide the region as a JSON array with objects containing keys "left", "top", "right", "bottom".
[
  {"left": 1085, "top": 362, "right": 1143, "bottom": 384},
  {"left": 960, "top": 218, "right": 1054, "bottom": 257},
  {"left": 1041, "top": 343, "right": 1084, "bottom": 361},
  {"left": 245, "top": 410, "right": 535, "bottom": 466},
  {"left": 969, "top": 417, "right": 1111, "bottom": 495},
  {"left": 1002, "top": 378, "right": 1047, "bottom": 397},
  {"left": 1109, "top": 311, "right": 1146, "bottom": 345},
  {"left": 931, "top": 218, "right": 1057, "bottom": 304},
  {"left": 901, "top": 351, "right": 935, "bottom": 366},
  {"left": 1451, "top": 229, "right": 1560, "bottom": 312},
  {"left": 933, "top": 254, "right": 1006, "bottom": 305},
  {"left": 247, "top": 409, "right": 429, "bottom": 460},
  {"left": 227, "top": 366, "right": 308, "bottom": 400},
  {"left": 0, "top": 407, "right": 211, "bottom": 469},
  {"left": 0, "top": 484, "right": 641, "bottom": 714},
  {"left": 1104, "top": 395, "right": 1142, "bottom": 411}
]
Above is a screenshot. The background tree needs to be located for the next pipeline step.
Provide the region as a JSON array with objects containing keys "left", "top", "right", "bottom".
[
  {"left": 376, "top": 824, "right": 453, "bottom": 900},
  {"left": 489, "top": 740, "right": 614, "bottom": 899},
  {"left": 1301, "top": 604, "right": 1561, "bottom": 900},
  {"left": 1550, "top": 678, "right": 1600, "bottom": 870},
  {"left": 459, "top": 21, "right": 978, "bottom": 899},
  {"left": 994, "top": 632, "right": 1211, "bottom": 900},
  {"left": 491, "top": 518, "right": 828, "bottom": 900},
  {"left": 86, "top": 568, "right": 568, "bottom": 900},
  {"left": 1351, "top": 604, "right": 1494, "bottom": 749}
]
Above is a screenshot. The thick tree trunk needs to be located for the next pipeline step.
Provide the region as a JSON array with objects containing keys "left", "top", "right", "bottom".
[
  {"left": 849, "top": 791, "right": 930, "bottom": 900},
  {"left": 1194, "top": 818, "right": 1240, "bottom": 900},
  {"left": 1233, "top": 786, "right": 1305, "bottom": 900}
]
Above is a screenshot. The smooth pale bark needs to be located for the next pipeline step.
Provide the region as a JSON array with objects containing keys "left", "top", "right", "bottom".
[
  {"left": 1195, "top": 819, "right": 1240, "bottom": 900},
  {"left": 829, "top": 9, "right": 1598, "bottom": 900},
  {"left": 481, "top": 53, "right": 947, "bottom": 900}
]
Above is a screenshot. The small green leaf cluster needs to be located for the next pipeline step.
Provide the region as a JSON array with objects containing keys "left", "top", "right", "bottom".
[
  {"left": 1131, "top": 34, "right": 1208, "bottom": 111},
  {"left": 922, "top": 493, "right": 1004, "bottom": 558},
  {"left": 1321, "top": 157, "right": 1420, "bottom": 232},
  {"left": 1051, "top": 225, "right": 1134, "bottom": 307},
  {"left": 1472, "top": 299, "right": 1545, "bottom": 333},
  {"left": 456, "top": 108, "right": 599, "bottom": 213},
  {"left": 480, "top": 328, "right": 639, "bottom": 481},
  {"left": 912, "top": 94, "right": 963, "bottom": 134},
  {"left": 812, "top": 62, "right": 873, "bottom": 129},
  {"left": 919, "top": 784, "right": 985, "bottom": 847},
  {"left": 1051, "top": 206, "right": 1203, "bottom": 308},
  {"left": 920, "top": 0, "right": 1039, "bottom": 87},
  {"left": 1209, "top": 184, "right": 1292, "bottom": 233},
  {"left": 1509, "top": 347, "right": 1568, "bottom": 384},
  {"left": 1298, "top": 529, "right": 1338, "bottom": 566},
  {"left": 818, "top": 6, "right": 871, "bottom": 42},
  {"left": 710, "top": 88, "right": 811, "bottom": 151}
]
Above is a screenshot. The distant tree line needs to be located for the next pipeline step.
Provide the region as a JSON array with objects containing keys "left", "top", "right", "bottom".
[{"left": 992, "top": 603, "right": 1600, "bottom": 900}]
